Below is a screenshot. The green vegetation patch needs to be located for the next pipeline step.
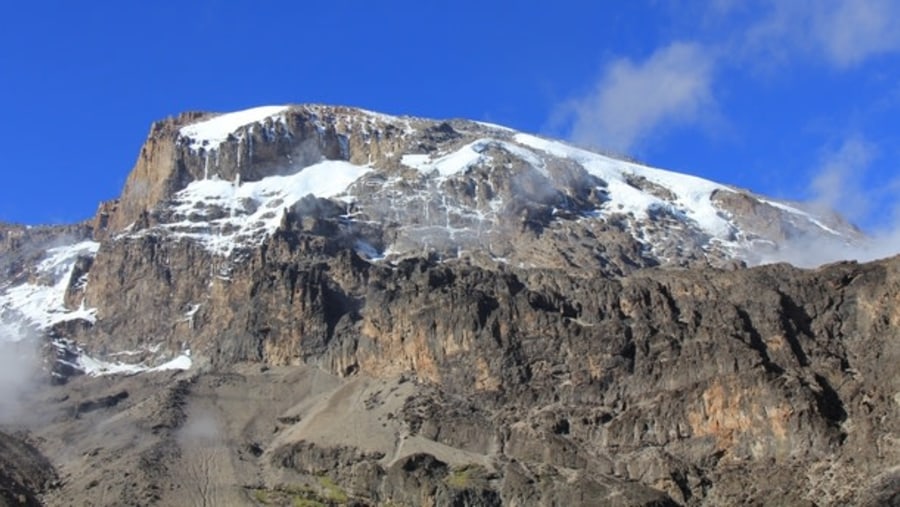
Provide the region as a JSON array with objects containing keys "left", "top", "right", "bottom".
[
  {"left": 247, "top": 481, "right": 347, "bottom": 506},
  {"left": 251, "top": 488, "right": 271, "bottom": 505},
  {"left": 445, "top": 463, "right": 489, "bottom": 490},
  {"left": 318, "top": 475, "right": 349, "bottom": 503},
  {"left": 293, "top": 498, "right": 327, "bottom": 507}
]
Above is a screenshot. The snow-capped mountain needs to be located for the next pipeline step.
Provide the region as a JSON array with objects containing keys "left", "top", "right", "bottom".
[
  {"left": 0, "top": 104, "right": 864, "bottom": 371},
  {"left": 116, "top": 104, "right": 861, "bottom": 272}
]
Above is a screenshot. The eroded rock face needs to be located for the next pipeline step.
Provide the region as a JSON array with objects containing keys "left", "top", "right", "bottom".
[
  {"left": 0, "top": 105, "right": 897, "bottom": 506},
  {"left": 65, "top": 215, "right": 900, "bottom": 504}
]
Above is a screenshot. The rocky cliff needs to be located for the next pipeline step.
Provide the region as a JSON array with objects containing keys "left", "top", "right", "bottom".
[{"left": 0, "top": 105, "right": 896, "bottom": 506}]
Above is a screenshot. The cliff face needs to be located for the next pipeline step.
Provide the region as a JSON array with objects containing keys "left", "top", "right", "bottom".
[
  {"left": 0, "top": 105, "right": 897, "bottom": 506},
  {"left": 79, "top": 227, "right": 900, "bottom": 504}
]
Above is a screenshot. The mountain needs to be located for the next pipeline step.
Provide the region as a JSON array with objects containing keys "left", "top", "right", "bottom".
[
  {"left": 108, "top": 105, "right": 862, "bottom": 270},
  {"left": 0, "top": 105, "right": 897, "bottom": 506}
]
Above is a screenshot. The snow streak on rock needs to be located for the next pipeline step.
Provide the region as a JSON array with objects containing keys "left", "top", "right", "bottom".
[
  {"left": 179, "top": 106, "right": 289, "bottom": 152},
  {"left": 0, "top": 241, "right": 99, "bottom": 339},
  {"left": 150, "top": 160, "right": 372, "bottom": 256}
]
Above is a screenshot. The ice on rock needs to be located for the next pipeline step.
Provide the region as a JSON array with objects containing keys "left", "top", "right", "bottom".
[
  {"left": 179, "top": 105, "right": 290, "bottom": 152},
  {"left": 158, "top": 160, "right": 372, "bottom": 256},
  {"left": 0, "top": 241, "right": 100, "bottom": 338}
]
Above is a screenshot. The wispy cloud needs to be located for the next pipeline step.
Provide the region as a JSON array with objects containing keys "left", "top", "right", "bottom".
[
  {"left": 558, "top": 42, "right": 716, "bottom": 154},
  {"left": 814, "top": 0, "right": 900, "bottom": 67},
  {"left": 743, "top": 0, "right": 900, "bottom": 69},
  {"left": 757, "top": 136, "right": 900, "bottom": 267},
  {"left": 556, "top": 2, "right": 900, "bottom": 155},
  {"left": 809, "top": 137, "right": 876, "bottom": 223},
  {"left": 807, "top": 136, "right": 900, "bottom": 231},
  {"left": 0, "top": 338, "right": 39, "bottom": 424}
]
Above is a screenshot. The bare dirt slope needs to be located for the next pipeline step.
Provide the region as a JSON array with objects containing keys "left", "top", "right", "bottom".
[{"left": 0, "top": 364, "right": 495, "bottom": 506}]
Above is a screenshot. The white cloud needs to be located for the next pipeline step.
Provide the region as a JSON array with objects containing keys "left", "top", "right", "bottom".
[
  {"left": 561, "top": 42, "right": 716, "bottom": 154},
  {"left": 756, "top": 137, "right": 900, "bottom": 267},
  {"left": 555, "top": 1, "right": 900, "bottom": 154},
  {"left": 814, "top": 0, "right": 900, "bottom": 67},
  {"left": 809, "top": 137, "right": 875, "bottom": 223},
  {"left": 744, "top": 0, "right": 900, "bottom": 69}
]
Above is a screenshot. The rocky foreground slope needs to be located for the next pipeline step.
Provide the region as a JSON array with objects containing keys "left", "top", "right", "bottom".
[{"left": 0, "top": 105, "right": 897, "bottom": 506}]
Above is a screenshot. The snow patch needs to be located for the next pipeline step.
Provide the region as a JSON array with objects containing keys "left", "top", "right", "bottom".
[
  {"left": 153, "top": 160, "right": 372, "bottom": 256},
  {"left": 401, "top": 139, "right": 548, "bottom": 177},
  {"left": 183, "top": 304, "right": 201, "bottom": 319},
  {"left": 402, "top": 140, "right": 487, "bottom": 176},
  {"left": 514, "top": 133, "right": 734, "bottom": 238},
  {"left": 0, "top": 241, "right": 100, "bottom": 337},
  {"left": 472, "top": 120, "right": 516, "bottom": 133},
  {"left": 76, "top": 349, "right": 193, "bottom": 377},
  {"left": 757, "top": 198, "right": 843, "bottom": 236},
  {"left": 179, "top": 105, "right": 290, "bottom": 152}
]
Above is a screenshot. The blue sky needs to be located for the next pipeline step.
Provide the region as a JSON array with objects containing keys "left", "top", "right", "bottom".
[{"left": 2, "top": 1, "right": 899, "bottom": 233}]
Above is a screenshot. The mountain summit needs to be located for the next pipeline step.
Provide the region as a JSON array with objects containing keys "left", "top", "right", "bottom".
[
  {"left": 3, "top": 104, "right": 866, "bottom": 372},
  {"left": 0, "top": 105, "right": 896, "bottom": 506},
  {"left": 106, "top": 105, "right": 860, "bottom": 272}
]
